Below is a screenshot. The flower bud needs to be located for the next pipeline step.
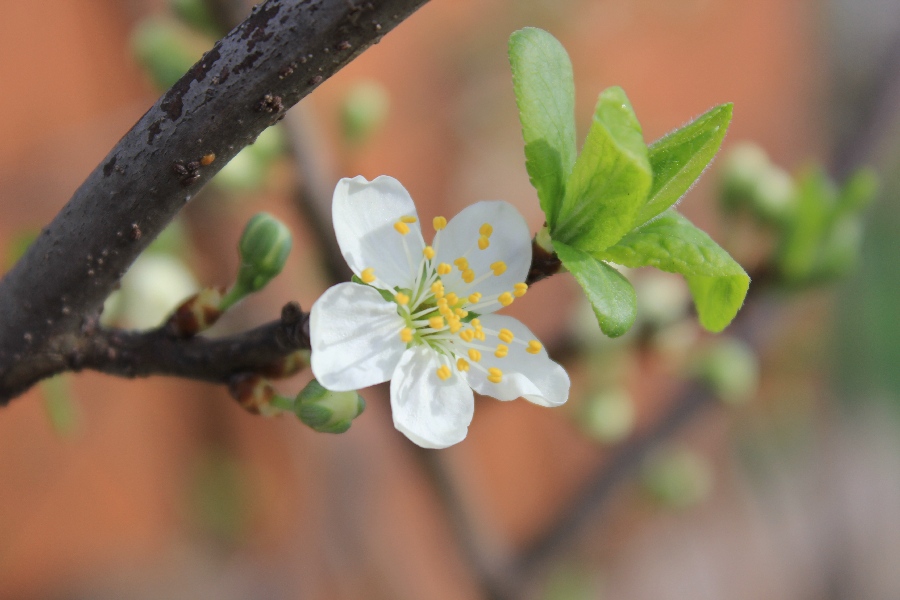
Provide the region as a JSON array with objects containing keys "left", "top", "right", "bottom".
[
  {"left": 237, "top": 213, "right": 292, "bottom": 290},
  {"left": 641, "top": 448, "right": 713, "bottom": 510},
  {"left": 581, "top": 388, "right": 634, "bottom": 443},
  {"left": 692, "top": 338, "right": 759, "bottom": 405},
  {"left": 720, "top": 143, "right": 796, "bottom": 225},
  {"left": 340, "top": 81, "right": 390, "bottom": 145},
  {"left": 294, "top": 379, "right": 365, "bottom": 434}
]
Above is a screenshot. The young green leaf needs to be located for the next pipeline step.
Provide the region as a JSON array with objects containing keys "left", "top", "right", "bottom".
[
  {"left": 638, "top": 103, "right": 733, "bottom": 226},
  {"left": 554, "top": 87, "right": 652, "bottom": 254},
  {"left": 776, "top": 167, "right": 835, "bottom": 282},
  {"left": 509, "top": 28, "right": 577, "bottom": 226},
  {"left": 554, "top": 241, "right": 637, "bottom": 337},
  {"left": 834, "top": 167, "right": 878, "bottom": 218},
  {"left": 598, "top": 210, "right": 749, "bottom": 332}
]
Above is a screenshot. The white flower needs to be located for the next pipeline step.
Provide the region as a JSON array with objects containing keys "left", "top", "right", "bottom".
[{"left": 310, "top": 175, "right": 570, "bottom": 448}]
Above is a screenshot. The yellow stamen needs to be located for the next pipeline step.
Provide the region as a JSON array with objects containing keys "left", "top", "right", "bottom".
[
  {"left": 423, "top": 246, "right": 436, "bottom": 260},
  {"left": 459, "top": 329, "right": 475, "bottom": 342},
  {"left": 495, "top": 344, "right": 509, "bottom": 358},
  {"left": 361, "top": 268, "right": 376, "bottom": 283},
  {"left": 440, "top": 308, "right": 453, "bottom": 320},
  {"left": 454, "top": 257, "right": 469, "bottom": 270},
  {"left": 436, "top": 365, "right": 452, "bottom": 380},
  {"left": 429, "top": 316, "right": 445, "bottom": 330},
  {"left": 498, "top": 292, "right": 514, "bottom": 307},
  {"left": 462, "top": 269, "right": 475, "bottom": 283},
  {"left": 474, "top": 329, "right": 486, "bottom": 341},
  {"left": 394, "top": 292, "right": 409, "bottom": 305},
  {"left": 478, "top": 236, "right": 490, "bottom": 250},
  {"left": 526, "top": 340, "right": 542, "bottom": 354},
  {"left": 400, "top": 215, "right": 417, "bottom": 223},
  {"left": 456, "top": 358, "right": 470, "bottom": 372},
  {"left": 431, "top": 281, "right": 444, "bottom": 298},
  {"left": 479, "top": 223, "right": 493, "bottom": 237},
  {"left": 399, "top": 328, "right": 413, "bottom": 343},
  {"left": 445, "top": 292, "right": 459, "bottom": 306},
  {"left": 437, "top": 263, "right": 452, "bottom": 275},
  {"left": 487, "top": 367, "right": 503, "bottom": 383},
  {"left": 394, "top": 221, "right": 410, "bottom": 235},
  {"left": 513, "top": 282, "right": 528, "bottom": 297},
  {"left": 448, "top": 318, "right": 462, "bottom": 333},
  {"left": 468, "top": 348, "right": 482, "bottom": 362},
  {"left": 433, "top": 216, "right": 447, "bottom": 231},
  {"left": 437, "top": 297, "right": 449, "bottom": 308},
  {"left": 454, "top": 308, "right": 468, "bottom": 318},
  {"left": 491, "top": 261, "right": 507, "bottom": 276},
  {"left": 471, "top": 318, "right": 482, "bottom": 328},
  {"left": 468, "top": 292, "right": 482, "bottom": 304},
  {"left": 498, "top": 328, "right": 514, "bottom": 343}
]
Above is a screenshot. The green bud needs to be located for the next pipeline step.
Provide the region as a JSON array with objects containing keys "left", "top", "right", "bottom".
[
  {"left": 581, "top": 388, "right": 634, "bottom": 443},
  {"left": 641, "top": 448, "right": 713, "bottom": 510},
  {"left": 340, "top": 81, "right": 390, "bottom": 145},
  {"left": 295, "top": 379, "right": 366, "bottom": 434},
  {"left": 221, "top": 213, "right": 292, "bottom": 310},
  {"left": 693, "top": 338, "right": 759, "bottom": 404},
  {"left": 131, "top": 18, "right": 207, "bottom": 90},
  {"left": 720, "top": 143, "right": 796, "bottom": 225}
]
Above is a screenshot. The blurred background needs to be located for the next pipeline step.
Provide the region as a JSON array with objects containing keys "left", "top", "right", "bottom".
[{"left": 0, "top": 0, "right": 899, "bottom": 598}]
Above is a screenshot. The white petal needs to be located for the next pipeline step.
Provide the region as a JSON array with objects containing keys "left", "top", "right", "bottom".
[
  {"left": 434, "top": 201, "right": 531, "bottom": 305},
  {"left": 461, "top": 315, "right": 569, "bottom": 407},
  {"left": 310, "top": 282, "right": 407, "bottom": 391},
  {"left": 390, "top": 345, "right": 474, "bottom": 448},
  {"left": 333, "top": 175, "right": 426, "bottom": 290}
]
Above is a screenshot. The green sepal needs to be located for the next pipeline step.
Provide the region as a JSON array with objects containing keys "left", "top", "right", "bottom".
[
  {"left": 509, "top": 27, "right": 578, "bottom": 227},
  {"left": 295, "top": 379, "right": 366, "bottom": 434},
  {"left": 639, "top": 103, "right": 733, "bottom": 225},
  {"left": 554, "top": 87, "right": 652, "bottom": 254},
  {"left": 554, "top": 241, "right": 637, "bottom": 338},
  {"left": 599, "top": 209, "right": 749, "bottom": 332}
]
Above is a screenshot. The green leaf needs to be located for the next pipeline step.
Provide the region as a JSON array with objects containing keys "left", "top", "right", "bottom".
[
  {"left": 555, "top": 87, "right": 652, "bottom": 254},
  {"left": 554, "top": 241, "right": 637, "bottom": 337},
  {"left": 639, "top": 103, "right": 733, "bottom": 225},
  {"left": 834, "top": 167, "right": 878, "bottom": 218},
  {"left": 509, "top": 28, "right": 577, "bottom": 227},
  {"left": 775, "top": 167, "right": 835, "bottom": 282},
  {"left": 599, "top": 210, "right": 749, "bottom": 332}
]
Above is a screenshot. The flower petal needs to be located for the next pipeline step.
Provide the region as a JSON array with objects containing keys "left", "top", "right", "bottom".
[
  {"left": 461, "top": 314, "right": 569, "bottom": 407},
  {"left": 390, "top": 345, "right": 474, "bottom": 448},
  {"left": 333, "top": 175, "right": 426, "bottom": 290},
  {"left": 310, "top": 282, "right": 407, "bottom": 391},
  {"left": 434, "top": 201, "right": 531, "bottom": 306}
]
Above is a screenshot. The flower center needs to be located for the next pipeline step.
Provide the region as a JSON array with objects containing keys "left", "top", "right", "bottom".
[{"left": 362, "top": 214, "right": 544, "bottom": 384}]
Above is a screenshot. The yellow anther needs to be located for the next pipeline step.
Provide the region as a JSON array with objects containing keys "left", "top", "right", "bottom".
[
  {"left": 471, "top": 318, "right": 481, "bottom": 328},
  {"left": 468, "top": 348, "right": 482, "bottom": 362},
  {"left": 462, "top": 269, "right": 475, "bottom": 283},
  {"left": 431, "top": 281, "right": 444, "bottom": 298},
  {"left": 423, "top": 246, "right": 436, "bottom": 260},
  {"left": 429, "top": 316, "right": 445, "bottom": 330},
  {"left": 474, "top": 329, "right": 486, "bottom": 341},
  {"left": 454, "top": 257, "right": 469, "bottom": 270},
  {"left": 495, "top": 344, "right": 509, "bottom": 358},
  {"left": 468, "top": 292, "right": 482, "bottom": 304},
  {"left": 487, "top": 367, "right": 503, "bottom": 384},
  {"left": 478, "top": 236, "right": 490, "bottom": 250},
  {"left": 459, "top": 329, "right": 475, "bottom": 342},
  {"left": 498, "top": 292, "right": 514, "bottom": 307},
  {"left": 433, "top": 216, "right": 447, "bottom": 231},
  {"left": 445, "top": 292, "right": 459, "bottom": 306},
  {"left": 513, "top": 282, "right": 528, "bottom": 297},
  {"left": 436, "top": 365, "right": 452, "bottom": 381},
  {"left": 399, "top": 328, "right": 413, "bottom": 343},
  {"left": 400, "top": 215, "right": 417, "bottom": 223},
  {"left": 440, "top": 308, "right": 453, "bottom": 321},
  {"left": 448, "top": 318, "right": 462, "bottom": 333},
  {"left": 454, "top": 308, "right": 468, "bottom": 318},
  {"left": 394, "top": 292, "right": 410, "bottom": 305},
  {"left": 437, "top": 263, "right": 452, "bottom": 275},
  {"left": 491, "top": 261, "right": 507, "bottom": 276},
  {"left": 479, "top": 223, "right": 493, "bottom": 237},
  {"left": 361, "top": 268, "right": 376, "bottom": 283},
  {"left": 394, "top": 221, "right": 410, "bottom": 235},
  {"left": 498, "top": 328, "right": 514, "bottom": 343},
  {"left": 456, "top": 358, "right": 470, "bottom": 372},
  {"left": 526, "top": 340, "right": 542, "bottom": 354},
  {"left": 437, "top": 297, "right": 449, "bottom": 308}
]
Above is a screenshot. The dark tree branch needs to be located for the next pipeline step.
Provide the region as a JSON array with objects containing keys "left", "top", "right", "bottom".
[{"left": 0, "top": 0, "right": 431, "bottom": 404}]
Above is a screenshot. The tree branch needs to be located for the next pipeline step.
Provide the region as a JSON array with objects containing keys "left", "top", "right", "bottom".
[{"left": 0, "top": 0, "right": 431, "bottom": 404}]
